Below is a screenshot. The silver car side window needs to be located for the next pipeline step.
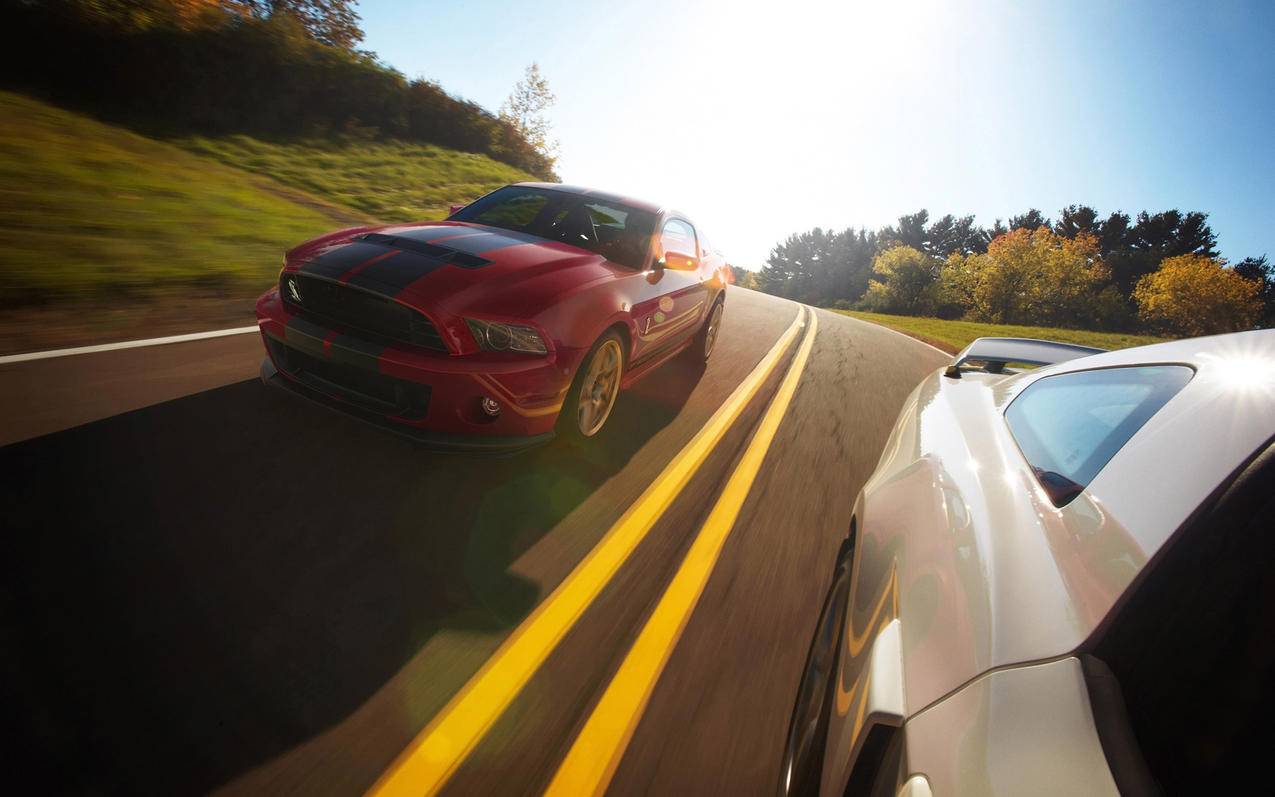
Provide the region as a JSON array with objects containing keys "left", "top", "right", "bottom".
[{"left": 1004, "top": 365, "right": 1193, "bottom": 505}]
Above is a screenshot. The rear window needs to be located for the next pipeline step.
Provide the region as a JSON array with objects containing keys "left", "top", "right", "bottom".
[{"left": 1004, "top": 365, "right": 1193, "bottom": 505}]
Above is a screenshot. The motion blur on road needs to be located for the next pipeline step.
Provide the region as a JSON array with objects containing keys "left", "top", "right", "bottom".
[
  {"left": 2, "top": 289, "right": 944, "bottom": 794},
  {"left": 6, "top": 1, "right": 1274, "bottom": 795}
]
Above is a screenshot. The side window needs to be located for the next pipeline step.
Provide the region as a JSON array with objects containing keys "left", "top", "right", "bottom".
[
  {"left": 698, "top": 229, "right": 713, "bottom": 257},
  {"left": 580, "top": 202, "right": 654, "bottom": 269},
  {"left": 1003, "top": 365, "right": 1192, "bottom": 505},
  {"left": 659, "top": 219, "right": 697, "bottom": 260}
]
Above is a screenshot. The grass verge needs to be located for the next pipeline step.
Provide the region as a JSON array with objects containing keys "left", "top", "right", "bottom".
[
  {"left": 0, "top": 90, "right": 363, "bottom": 308},
  {"left": 833, "top": 309, "right": 1168, "bottom": 354},
  {"left": 175, "top": 135, "right": 534, "bottom": 223},
  {"left": 0, "top": 91, "right": 536, "bottom": 353}
]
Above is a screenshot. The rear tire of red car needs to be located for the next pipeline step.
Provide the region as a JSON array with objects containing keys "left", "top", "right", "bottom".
[
  {"left": 559, "top": 330, "right": 625, "bottom": 444},
  {"left": 690, "top": 298, "right": 724, "bottom": 363}
]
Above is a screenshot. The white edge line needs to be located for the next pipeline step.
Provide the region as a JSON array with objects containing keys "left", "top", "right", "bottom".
[
  {"left": 0, "top": 326, "right": 260, "bottom": 365},
  {"left": 819, "top": 307, "right": 952, "bottom": 359}
]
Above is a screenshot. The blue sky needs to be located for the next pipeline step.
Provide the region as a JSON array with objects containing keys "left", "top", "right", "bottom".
[{"left": 360, "top": 0, "right": 1273, "bottom": 268}]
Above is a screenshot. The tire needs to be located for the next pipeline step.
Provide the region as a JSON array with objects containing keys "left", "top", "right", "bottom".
[
  {"left": 690, "top": 297, "right": 724, "bottom": 362},
  {"left": 778, "top": 536, "right": 855, "bottom": 797},
  {"left": 558, "top": 330, "right": 625, "bottom": 443}
]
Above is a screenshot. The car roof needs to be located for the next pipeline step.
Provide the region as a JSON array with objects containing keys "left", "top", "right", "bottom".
[{"left": 513, "top": 182, "right": 667, "bottom": 215}]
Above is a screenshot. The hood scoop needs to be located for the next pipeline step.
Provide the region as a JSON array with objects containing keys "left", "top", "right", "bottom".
[{"left": 357, "top": 232, "right": 491, "bottom": 269}]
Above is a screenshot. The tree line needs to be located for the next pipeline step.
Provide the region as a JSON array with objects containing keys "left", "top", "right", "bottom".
[
  {"left": 0, "top": 1, "right": 557, "bottom": 178},
  {"left": 756, "top": 207, "right": 1273, "bottom": 335}
]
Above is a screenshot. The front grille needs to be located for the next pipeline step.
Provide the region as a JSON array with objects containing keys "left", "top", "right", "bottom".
[
  {"left": 281, "top": 273, "right": 445, "bottom": 350},
  {"left": 267, "top": 337, "right": 430, "bottom": 418}
]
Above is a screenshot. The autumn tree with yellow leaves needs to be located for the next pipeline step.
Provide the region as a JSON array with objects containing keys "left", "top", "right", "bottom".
[
  {"left": 940, "top": 227, "right": 1123, "bottom": 327},
  {"left": 1133, "top": 255, "right": 1262, "bottom": 336}
]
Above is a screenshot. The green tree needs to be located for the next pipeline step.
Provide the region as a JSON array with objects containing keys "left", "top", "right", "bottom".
[
  {"left": 860, "top": 245, "right": 942, "bottom": 315},
  {"left": 1133, "top": 254, "right": 1261, "bottom": 336},
  {"left": 879, "top": 210, "right": 929, "bottom": 251},
  {"left": 1054, "top": 204, "right": 1102, "bottom": 239},
  {"left": 1107, "top": 210, "right": 1218, "bottom": 295},
  {"left": 1230, "top": 255, "right": 1274, "bottom": 327},
  {"left": 1009, "top": 208, "right": 1050, "bottom": 231},
  {"left": 925, "top": 213, "right": 986, "bottom": 257},
  {"left": 878, "top": 210, "right": 986, "bottom": 258},
  {"left": 237, "top": 1, "right": 363, "bottom": 49},
  {"left": 56, "top": 0, "right": 228, "bottom": 31},
  {"left": 758, "top": 228, "right": 825, "bottom": 301},
  {"left": 500, "top": 63, "right": 558, "bottom": 167},
  {"left": 4, "top": 2, "right": 558, "bottom": 177},
  {"left": 758, "top": 226, "right": 877, "bottom": 305}
]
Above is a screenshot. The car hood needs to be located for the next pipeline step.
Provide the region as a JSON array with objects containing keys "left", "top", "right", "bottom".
[{"left": 285, "top": 221, "right": 619, "bottom": 319}]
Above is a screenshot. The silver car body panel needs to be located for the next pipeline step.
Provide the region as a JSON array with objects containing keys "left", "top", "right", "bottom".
[
  {"left": 904, "top": 658, "right": 1119, "bottom": 796},
  {"left": 820, "top": 329, "right": 1275, "bottom": 796}
]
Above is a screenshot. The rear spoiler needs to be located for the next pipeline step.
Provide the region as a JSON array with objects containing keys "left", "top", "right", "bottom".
[{"left": 943, "top": 337, "right": 1105, "bottom": 378}]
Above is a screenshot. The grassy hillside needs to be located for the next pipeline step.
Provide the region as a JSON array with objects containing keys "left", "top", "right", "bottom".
[
  {"left": 835, "top": 310, "right": 1168, "bottom": 354},
  {"left": 177, "top": 136, "right": 533, "bottom": 223},
  {"left": 0, "top": 90, "right": 357, "bottom": 306},
  {"left": 0, "top": 91, "right": 536, "bottom": 351}
]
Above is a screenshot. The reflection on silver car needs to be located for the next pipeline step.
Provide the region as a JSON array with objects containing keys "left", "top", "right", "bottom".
[{"left": 781, "top": 332, "right": 1275, "bottom": 796}]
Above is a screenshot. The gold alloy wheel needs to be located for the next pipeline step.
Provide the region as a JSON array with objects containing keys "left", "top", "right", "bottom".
[
  {"left": 704, "top": 302, "right": 723, "bottom": 358},
  {"left": 577, "top": 339, "right": 623, "bottom": 437}
]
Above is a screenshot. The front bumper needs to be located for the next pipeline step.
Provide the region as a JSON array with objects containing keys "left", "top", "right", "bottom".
[
  {"left": 260, "top": 358, "right": 553, "bottom": 453},
  {"left": 256, "top": 290, "right": 577, "bottom": 452}
]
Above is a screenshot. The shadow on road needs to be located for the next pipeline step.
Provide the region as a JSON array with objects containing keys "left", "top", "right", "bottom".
[{"left": 2, "top": 354, "right": 705, "bottom": 794}]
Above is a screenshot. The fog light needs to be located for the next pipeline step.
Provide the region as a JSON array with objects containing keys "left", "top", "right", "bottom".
[{"left": 480, "top": 397, "right": 501, "bottom": 417}]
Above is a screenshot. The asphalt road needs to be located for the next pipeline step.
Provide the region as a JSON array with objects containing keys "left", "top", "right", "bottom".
[{"left": 2, "top": 288, "right": 946, "bottom": 796}]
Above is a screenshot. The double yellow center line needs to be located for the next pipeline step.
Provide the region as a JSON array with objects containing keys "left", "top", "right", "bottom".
[
  {"left": 546, "top": 308, "right": 818, "bottom": 795},
  {"left": 371, "top": 306, "right": 817, "bottom": 797}
]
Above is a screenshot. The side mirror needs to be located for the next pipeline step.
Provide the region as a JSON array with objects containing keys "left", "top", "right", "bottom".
[
  {"left": 662, "top": 250, "right": 699, "bottom": 271},
  {"left": 448, "top": 203, "right": 466, "bottom": 216}
]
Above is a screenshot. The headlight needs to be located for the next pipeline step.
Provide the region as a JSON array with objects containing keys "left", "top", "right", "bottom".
[{"left": 465, "top": 318, "right": 547, "bottom": 354}]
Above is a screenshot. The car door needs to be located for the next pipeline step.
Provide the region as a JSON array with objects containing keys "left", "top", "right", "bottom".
[{"left": 630, "top": 217, "right": 710, "bottom": 363}]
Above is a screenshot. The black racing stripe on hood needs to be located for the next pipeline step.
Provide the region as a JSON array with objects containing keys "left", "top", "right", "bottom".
[
  {"left": 300, "top": 242, "right": 390, "bottom": 280},
  {"left": 383, "top": 226, "right": 481, "bottom": 243},
  {"left": 358, "top": 233, "right": 491, "bottom": 269},
  {"left": 446, "top": 233, "right": 540, "bottom": 255},
  {"left": 432, "top": 230, "right": 548, "bottom": 255},
  {"left": 345, "top": 250, "right": 452, "bottom": 293}
]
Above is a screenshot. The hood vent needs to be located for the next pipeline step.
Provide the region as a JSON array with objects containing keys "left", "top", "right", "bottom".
[{"left": 358, "top": 233, "right": 491, "bottom": 269}]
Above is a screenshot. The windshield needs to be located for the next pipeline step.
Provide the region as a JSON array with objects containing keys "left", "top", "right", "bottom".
[{"left": 450, "top": 186, "right": 656, "bottom": 269}]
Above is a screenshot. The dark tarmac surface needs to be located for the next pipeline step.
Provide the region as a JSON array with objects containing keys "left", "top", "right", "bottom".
[{"left": 2, "top": 288, "right": 944, "bottom": 795}]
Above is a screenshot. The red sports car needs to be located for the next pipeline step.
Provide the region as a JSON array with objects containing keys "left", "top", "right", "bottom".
[{"left": 256, "top": 183, "right": 730, "bottom": 451}]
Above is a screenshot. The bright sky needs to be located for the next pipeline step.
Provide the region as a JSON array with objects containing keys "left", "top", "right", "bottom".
[{"left": 360, "top": 0, "right": 1274, "bottom": 269}]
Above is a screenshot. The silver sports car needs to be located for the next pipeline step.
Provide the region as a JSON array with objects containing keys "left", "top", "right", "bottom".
[{"left": 780, "top": 331, "right": 1275, "bottom": 796}]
